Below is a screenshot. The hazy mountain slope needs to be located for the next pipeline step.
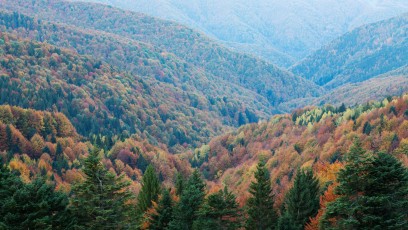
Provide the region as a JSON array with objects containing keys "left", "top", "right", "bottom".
[
  {"left": 76, "top": 0, "right": 408, "bottom": 66},
  {"left": 291, "top": 13, "right": 408, "bottom": 89},
  {"left": 278, "top": 66, "right": 408, "bottom": 111},
  {"left": 1, "top": 0, "right": 322, "bottom": 105}
]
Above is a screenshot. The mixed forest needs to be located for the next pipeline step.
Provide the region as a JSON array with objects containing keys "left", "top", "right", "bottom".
[{"left": 0, "top": 0, "right": 407, "bottom": 229}]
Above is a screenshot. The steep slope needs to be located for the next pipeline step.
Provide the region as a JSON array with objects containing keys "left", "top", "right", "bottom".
[
  {"left": 77, "top": 0, "right": 408, "bottom": 66},
  {"left": 291, "top": 13, "right": 408, "bottom": 89},
  {"left": 0, "top": 32, "right": 268, "bottom": 152},
  {"left": 0, "top": 0, "right": 322, "bottom": 105},
  {"left": 186, "top": 94, "right": 408, "bottom": 206}
]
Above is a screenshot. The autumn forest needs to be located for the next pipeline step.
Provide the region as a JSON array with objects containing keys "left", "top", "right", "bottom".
[{"left": 0, "top": 0, "right": 407, "bottom": 229}]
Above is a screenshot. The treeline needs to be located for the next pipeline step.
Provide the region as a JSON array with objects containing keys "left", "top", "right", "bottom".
[{"left": 1, "top": 138, "right": 407, "bottom": 229}]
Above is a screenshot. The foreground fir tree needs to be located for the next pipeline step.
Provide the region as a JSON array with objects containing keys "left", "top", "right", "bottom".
[
  {"left": 136, "top": 164, "right": 161, "bottom": 226},
  {"left": 69, "top": 148, "right": 134, "bottom": 229},
  {"left": 278, "top": 169, "right": 319, "bottom": 230},
  {"left": 246, "top": 161, "right": 278, "bottom": 230},
  {"left": 136, "top": 164, "right": 161, "bottom": 213},
  {"left": 169, "top": 169, "right": 206, "bottom": 230},
  {"left": 321, "top": 140, "right": 408, "bottom": 229},
  {"left": 148, "top": 189, "right": 174, "bottom": 230},
  {"left": 0, "top": 163, "right": 69, "bottom": 229},
  {"left": 193, "top": 186, "right": 242, "bottom": 230}
]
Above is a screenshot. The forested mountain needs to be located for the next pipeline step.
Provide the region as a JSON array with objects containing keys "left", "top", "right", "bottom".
[
  {"left": 0, "top": 0, "right": 407, "bottom": 229},
  {"left": 0, "top": 0, "right": 322, "bottom": 106},
  {"left": 1, "top": 94, "right": 407, "bottom": 229},
  {"left": 0, "top": 30, "right": 277, "bottom": 152},
  {"left": 77, "top": 0, "right": 408, "bottom": 66},
  {"left": 291, "top": 13, "right": 408, "bottom": 89},
  {"left": 188, "top": 94, "right": 408, "bottom": 210}
]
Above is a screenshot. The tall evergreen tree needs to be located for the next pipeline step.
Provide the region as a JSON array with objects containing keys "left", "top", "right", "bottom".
[
  {"left": 193, "top": 186, "right": 242, "bottom": 230},
  {"left": 246, "top": 161, "right": 278, "bottom": 230},
  {"left": 279, "top": 169, "right": 320, "bottom": 230},
  {"left": 169, "top": 169, "right": 206, "bottom": 230},
  {"left": 136, "top": 164, "right": 161, "bottom": 224},
  {"left": 149, "top": 189, "right": 174, "bottom": 230},
  {"left": 175, "top": 172, "right": 184, "bottom": 196},
  {"left": 69, "top": 148, "right": 134, "bottom": 229},
  {"left": 321, "top": 140, "right": 408, "bottom": 229}
]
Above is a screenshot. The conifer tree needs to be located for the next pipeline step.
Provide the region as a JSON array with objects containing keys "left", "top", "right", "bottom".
[
  {"left": 149, "top": 189, "right": 174, "bottom": 230},
  {"left": 136, "top": 164, "right": 161, "bottom": 223},
  {"left": 280, "top": 169, "right": 320, "bottom": 230},
  {"left": 1, "top": 161, "right": 69, "bottom": 229},
  {"left": 175, "top": 172, "right": 184, "bottom": 196},
  {"left": 69, "top": 148, "right": 134, "bottom": 229},
  {"left": 276, "top": 212, "right": 299, "bottom": 230},
  {"left": 321, "top": 140, "right": 408, "bottom": 229},
  {"left": 169, "top": 169, "right": 206, "bottom": 230},
  {"left": 246, "top": 161, "right": 278, "bottom": 230},
  {"left": 321, "top": 139, "right": 371, "bottom": 229},
  {"left": 193, "top": 186, "right": 242, "bottom": 230}
]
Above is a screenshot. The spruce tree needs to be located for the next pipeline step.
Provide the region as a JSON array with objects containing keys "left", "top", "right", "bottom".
[
  {"left": 149, "top": 189, "right": 174, "bottom": 230},
  {"left": 136, "top": 164, "right": 161, "bottom": 223},
  {"left": 193, "top": 186, "right": 242, "bottom": 230},
  {"left": 169, "top": 169, "right": 206, "bottom": 230},
  {"left": 362, "top": 152, "right": 408, "bottom": 229},
  {"left": 1, "top": 161, "right": 69, "bottom": 229},
  {"left": 246, "top": 161, "right": 278, "bottom": 230},
  {"left": 175, "top": 172, "right": 184, "bottom": 196},
  {"left": 276, "top": 212, "right": 299, "bottom": 230},
  {"left": 321, "top": 140, "right": 408, "bottom": 229},
  {"left": 69, "top": 148, "right": 134, "bottom": 229},
  {"left": 321, "top": 139, "right": 372, "bottom": 229},
  {"left": 280, "top": 169, "right": 320, "bottom": 230}
]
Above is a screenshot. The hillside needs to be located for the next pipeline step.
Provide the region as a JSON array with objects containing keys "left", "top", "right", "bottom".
[
  {"left": 0, "top": 0, "right": 322, "bottom": 105},
  {"left": 0, "top": 31, "right": 271, "bottom": 152},
  {"left": 0, "top": 105, "right": 191, "bottom": 191},
  {"left": 291, "top": 13, "right": 408, "bottom": 89},
  {"left": 187, "top": 94, "right": 408, "bottom": 207},
  {"left": 78, "top": 0, "right": 408, "bottom": 66}
]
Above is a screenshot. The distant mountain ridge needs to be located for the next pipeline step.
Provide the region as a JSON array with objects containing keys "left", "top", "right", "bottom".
[
  {"left": 75, "top": 0, "right": 408, "bottom": 67},
  {"left": 291, "top": 13, "right": 408, "bottom": 89},
  {"left": 0, "top": 0, "right": 322, "bottom": 106}
]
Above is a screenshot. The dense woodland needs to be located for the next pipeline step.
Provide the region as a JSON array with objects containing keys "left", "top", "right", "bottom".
[
  {"left": 0, "top": 0, "right": 407, "bottom": 229},
  {"left": 1, "top": 94, "right": 408, "bottom": 229},
  {"left": 0, "top": 0, "right": 323, "bottom": 105}
]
